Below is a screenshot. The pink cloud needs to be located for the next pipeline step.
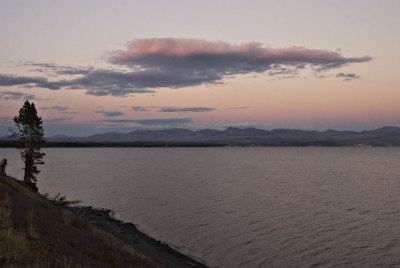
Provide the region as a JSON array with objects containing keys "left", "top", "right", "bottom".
[
  {"left": 110, "top": 39, "right": 263, "bottom": 59},
  {"left": 109, "top": 38, "right": 370, "bottom": 67}
]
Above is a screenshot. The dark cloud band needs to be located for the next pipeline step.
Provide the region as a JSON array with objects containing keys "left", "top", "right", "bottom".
[
  {"left": 0, "top": 90, "right": 35, "bottom": 101},
  {"left": 159, "top": 107, "right": 215, "bottom": 112},
  {"left": 131, "top": 106, "right": 151, "bottom": 111},
  {"left": 100, "top": 118, "right": 192, "bottom": 126},
  {"left": 95, "top": 110, "right": 125, "bottom": 117}
]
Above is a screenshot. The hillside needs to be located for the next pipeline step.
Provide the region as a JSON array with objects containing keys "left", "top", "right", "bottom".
[
  {"left": 2, "top": 126, "right": 400, "bottom": 147},
  {"left": 0, "top": 174, "right": 206, "bottom": 267}
]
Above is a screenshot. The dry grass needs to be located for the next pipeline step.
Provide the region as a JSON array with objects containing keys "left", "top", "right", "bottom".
[
  {"left": 0, "top": 191, "right": 41, "bottom": 266},
  {"left": 0, "top": 175, "right": 159, "bottom": 267},
  {"left": 0, "top": 190, "right": 49, "bottom": 267},
  {"left": 26, "top": 208, "right": 38, "bottom": 240},
  {"left": 0, "top": 227, "right": 29, "bottom": 265},
  {"left": 0, "top": 193, "right": 12, "bottom": 228},
  {"left": 62, "top": 213, "right": 71, "bottom": 226},
  {"left": 61, "top": 210, "right": 91, "bottom": 231},
  {"left": 61, "top": 212, "right": 155, "bottom": 267}
]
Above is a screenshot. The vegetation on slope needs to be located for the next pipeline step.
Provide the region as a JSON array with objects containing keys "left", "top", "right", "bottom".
[{"left": 0, "top": 174, "right": 158, "bottom": 267}]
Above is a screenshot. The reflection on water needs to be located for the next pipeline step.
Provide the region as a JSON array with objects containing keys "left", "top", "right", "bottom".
[{"left": 2, "top": 147, "right": 400, "bottom": 267}]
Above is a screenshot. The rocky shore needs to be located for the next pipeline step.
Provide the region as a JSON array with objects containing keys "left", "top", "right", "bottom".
[{"left": 65, "top": 206, "right": 207, "bottom": 268}]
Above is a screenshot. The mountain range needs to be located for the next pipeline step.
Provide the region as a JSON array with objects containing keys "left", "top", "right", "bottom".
[{"left": 2, "top": 126, "right": 400, "bottom": 146}]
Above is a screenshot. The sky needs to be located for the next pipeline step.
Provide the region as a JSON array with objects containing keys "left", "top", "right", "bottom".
[{"left": 0, "top": 0, "right": 399, "bottom": 136}]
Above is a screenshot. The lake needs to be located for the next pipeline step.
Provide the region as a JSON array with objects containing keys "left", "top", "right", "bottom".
[{"left": 2, "top": 147, "right": 400, "bottom": 267}]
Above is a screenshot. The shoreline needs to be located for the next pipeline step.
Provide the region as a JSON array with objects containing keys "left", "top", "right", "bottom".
[{"left": 64, "top": 205, "right": 208, "bottom": 268}]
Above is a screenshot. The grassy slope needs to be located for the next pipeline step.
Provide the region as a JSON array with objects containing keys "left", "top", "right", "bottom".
[{"left": 0, "top": 174, "right": 159, "bottom": 268}]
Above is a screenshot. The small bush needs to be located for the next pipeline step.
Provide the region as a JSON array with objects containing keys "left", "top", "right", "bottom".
[{"left": 44, "top": 192, "right": 81, "bottom": 206}]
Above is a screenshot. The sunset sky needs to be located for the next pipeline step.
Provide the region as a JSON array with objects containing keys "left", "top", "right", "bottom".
[{"left": 1, "top": 0, "right": 399, "bottom": 136}]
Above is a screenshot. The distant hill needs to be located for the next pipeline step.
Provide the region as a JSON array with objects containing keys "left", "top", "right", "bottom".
[{"left": 2, "top": 126, "right": 400, "bottom": 147}]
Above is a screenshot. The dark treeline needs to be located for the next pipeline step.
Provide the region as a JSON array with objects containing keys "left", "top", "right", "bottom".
[
  {"left": 0, "top": 140, "right": 343, "bottom": 147},
  {"left": 0, "top": 141, "right": 229, "bottom": 148}
]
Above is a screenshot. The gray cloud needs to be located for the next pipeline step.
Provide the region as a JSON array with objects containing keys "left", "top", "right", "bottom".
[
  {"left": 267, "top": 64, "right": 306, "bottom": 76},
  {"left": 0, "top": 70, "right": 156, "bottom": 97},
  {"left": 1, "top": 39, "right": 371, "bottom": 97},
  {"left": 41, "top": 105, "right": 69, "bottom": 111},
  {"left": 159, "top": 107, "right": 215, "bottom": 112},
  {"left": 44, "top": 116, "right": 72, "bottom": 123},
  {"left": 100, "top": 118, "right": 192, "bottom": 126},
  {"left": 132, "top": 106, "right": 151, "bottom": 111},
  {"left": 41, "top": 105, "right": 77, "bottom": 114},
  {"left": 26, "top": 62, "right": 94, "bottom": 75},
  {"left": 0, "top": 91, "right": 35, "bottom": 100},
  {"left": 95, "top": 110, "right": 125, "bottom": 117},
  {"left": 65, "top": 70, "right": 157, "bottom": 96},
  {"left": 37, "top": 70, "right": 156, "bottom": 96},
  {"left": 0, "top": 74, "right": 47, "bottom": 87},
  {"left": 336, "top": 72, "right": 360, "bottom": 81},
  {"left": 229, "top": 106, "right": 248, "bottom": 110}
]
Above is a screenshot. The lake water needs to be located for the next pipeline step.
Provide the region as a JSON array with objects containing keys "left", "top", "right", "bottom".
[{"left": 2, "top": 147, "right": 400, "bottom": 267}]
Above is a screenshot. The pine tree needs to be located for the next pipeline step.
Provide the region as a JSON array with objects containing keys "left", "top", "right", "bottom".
[{"left": 12, "top": 100, "right": 45, "bottom": 191}]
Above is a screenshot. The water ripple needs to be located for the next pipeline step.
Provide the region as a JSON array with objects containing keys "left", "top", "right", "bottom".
[{"left": 3, "top": 147, "right": 400, "bottom": 267}]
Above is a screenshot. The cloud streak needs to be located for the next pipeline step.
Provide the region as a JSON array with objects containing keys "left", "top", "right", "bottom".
[
  {"left": 159, "top": 107, "right": 215, "bottom": 112},
  {"left": 0, "top": 91, "right": 35, "bottom": 101},
  {"left": 96, "top": 110, "right": 125, "bottom": 117},
  {"left": 0, "top": 38, "right": 371, "bottom": 96},
  {"left": 336, "top": 72, "right": 360, "bottom": 81},
  {"left": 41, "top": 105, "right": 69, "bottom": 111},
  {"left": 40, "top": 105, "right": 77, "bottom": 114},
  {"left": 26, "top": 62, "right": 94, "bottom": 75},
  {"left": 229, "top": 106, "right": 248, "bottom": 110},
  {"left": 131, "top": 106, "right": 151, "bottom": 111},
  {"left": 0, "top": 74, "right": 47, "bottom": 87},
  {"left": 100, "top": 118, "right": 192, "bottom": 126},
  {"left": 44, "top": 116, "right": 72, "bottom": 123}
]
